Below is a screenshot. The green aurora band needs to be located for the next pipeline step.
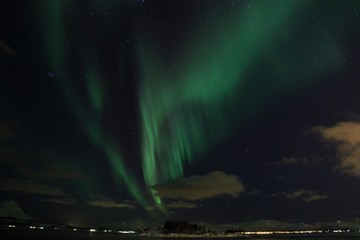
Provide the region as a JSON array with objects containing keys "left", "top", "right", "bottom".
[
  {"left": 38, "top": 0, "right": 344, "bottom": 212},
  {"left": 38, "top": 0, "right": 147, "bottom": 205},
  {"left": 138, "top": 0, "right": 343, "bottom": 209}
]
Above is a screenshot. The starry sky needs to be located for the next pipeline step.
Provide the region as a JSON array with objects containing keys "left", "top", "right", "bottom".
[{"left": 1, "top": 0, "right": 360, "bottom": 227}]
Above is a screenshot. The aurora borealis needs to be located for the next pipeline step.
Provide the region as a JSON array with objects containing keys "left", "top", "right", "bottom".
[
  {"left": 138, "top": 0, "right": 344, "bottom": 209},
  {"left": 1, "top": 0, "right": 360, "bottom": 227}
]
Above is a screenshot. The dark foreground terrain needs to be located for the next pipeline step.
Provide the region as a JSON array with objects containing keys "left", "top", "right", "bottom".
[{"left": 1, "top": 227, "right": 360, "bottom": 240}]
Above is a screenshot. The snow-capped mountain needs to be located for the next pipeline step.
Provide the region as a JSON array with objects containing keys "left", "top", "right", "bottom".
[{"left": 0, "top": 201, "right": 34, "bottom": 221}]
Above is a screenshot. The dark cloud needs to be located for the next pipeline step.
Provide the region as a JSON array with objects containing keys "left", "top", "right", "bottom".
[
  {"left": 244, "top": 188, "right": 261, "bottom": 196},
  {"left": 167, "top": 201, "right": 198, "bottom": 209},
  {"left": 0, "top": 124, "right": 83, "bottom": 207},
  {"left": 0, "top": 40, "right": 16, "bottom": 57},
  {"left": 85, "top": 196, "right": 135, "bottom": 209},
  {"left": 314, "top": 121, "right": 360, "bottom": 177},
  {"left": 272, "top": 189, "right": 329, "bottom": 202},
  {"left": 144, "top": 205, "right": 158, "bottom": 211},
  {"left": 41, "top": 197, "right": 78, "bottom": 206},
  {"left": 0, "top": 122, "right": 16, "bottom": 140},
  {"left": 280, "top": 157, "right": 298, "bottom": 165},
  {"left": 278, "top": 157, "right": 317, "bottom": 167},
  {"left": 0, "top": 123, "right": 81, "bottom": 180},
  {"left": 0, "top": 178, "right": 67, "bottom": 196},
  {"left": 0, "top": 151, "right": 82, "bottom": 181},
  {"left": 279, "top": 157, "right": 310, "bottom": 165},
  {"left": 276, "top": 175, "right": 286, "bottom": 180},
  {"left": 25, "top": 164, "right": 81, "bottom": 180},
  {"left": 153, "top": 171, "right": 245, "bottom": 201},
  {"left": 0, "top": 147, "right": 22, "bottom": 165},
  {"left": 303, "top": 194, "right": 328, "bottom": 203}
]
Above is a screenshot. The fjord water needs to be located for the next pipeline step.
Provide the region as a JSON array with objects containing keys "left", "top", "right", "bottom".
[{"left": 1, "top": 229, "right": 359, "bottom": 240}]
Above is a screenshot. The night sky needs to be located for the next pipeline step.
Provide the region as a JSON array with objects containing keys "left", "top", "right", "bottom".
[{"left": 1, "top": 0, "right": 360, "bottom": 227}]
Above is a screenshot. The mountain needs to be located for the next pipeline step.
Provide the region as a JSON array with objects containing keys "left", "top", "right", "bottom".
[
  {"left": 240, "top": 219, "right": 315, "bottom": 231},
  {"left": 210, "top": 220, "right": 315, "bottom": 232},
  {"left": 99, "top": 219, "right": 164, "bottom": 231},
  {"left": 313, "top": 220, "right": 360, "bottom": 230},
  {"left": 0, "top": 201, "right": 34, "bottom": 221}
]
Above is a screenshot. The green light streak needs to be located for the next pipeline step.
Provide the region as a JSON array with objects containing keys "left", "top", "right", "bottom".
[
  {"left": 38, "top": 0, "right": 147, "bottom": 206},
  {"left": 139, "top": 0, "right": 301, "bottom": 185},
  {"left": 138, "top": 0, "right": 344, "bottom": 210},
  {"left": 37, "top": 0, "right": 344, "bottom": 213},
  {"left": 86, "top": 65, "right": 105, "bottom": 114}
]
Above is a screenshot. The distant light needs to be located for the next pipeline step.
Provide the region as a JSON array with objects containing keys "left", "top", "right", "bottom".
[
  {"left": 8, "top": 225, "right": 16, "bottom": 228},
  {"left": 89, "top": 229, "right": 97, "bottom": 232},
  {"left": 242, "top": 229, "right": 324, "bottom": 235},
  {"left": 73, "top": 228, "right": 77, "bottom": 231},
  {"left": 118, "top": 230, "right": 135, "bottom": 234},
  {"left": 39, "top": 227, "right": 44, "bottom": 230}
]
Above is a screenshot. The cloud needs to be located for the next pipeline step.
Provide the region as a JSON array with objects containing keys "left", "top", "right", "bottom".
[
  {"left": 167, "top": 201, "right": 198, "bottom": 209},
  {"left": 279, "top": 157, "right": 297, "bottom": 165},
  {"left": 0, "top": 147, "right": 82, "bottom": 180},
  {"left": 41, "top": 197, "right": 78, "bottom": 206},
  {"left": 0, "top": 40, "right": 16, "bottom": 57},
  {"left": 0, "top": 147, "right": 23, "bottom": 165},
  {"left": 244, "top": 188, "right": 261, "bottom": 196},
  {"left": 152, "top": 171, "right": 245, "bottom": 201},
  {"left": 276, "top": 175, "right": 286, "bottom": 180},
  {"left": 0, "top": 178, "right": 67, "bottom": 196},
  {"left": 303, "top": 194, "right": 328, "bottom": 202},
  {"left": 272, "top": 189, "right": 328, "bottom": 202},
  {"left": 314, "top": 121, "right": 360, "bottom": 176},
  {"left": 286, "top": 189, "right": 308, "bottom": 199},
  {"left": 25, "top": 164, "right": 81, "bottom": 180},
  {"left": 144, "top": 205, "right": 158, "bottom": 211},
  {"left": 85, "top": 197, "right": 135, "bottom": 209},
  {"left": 278, "top": 157, "right": 315, "bottom": 167},
  {"left": 0, "top": 122, "right": 16, "bottom": 140}
]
